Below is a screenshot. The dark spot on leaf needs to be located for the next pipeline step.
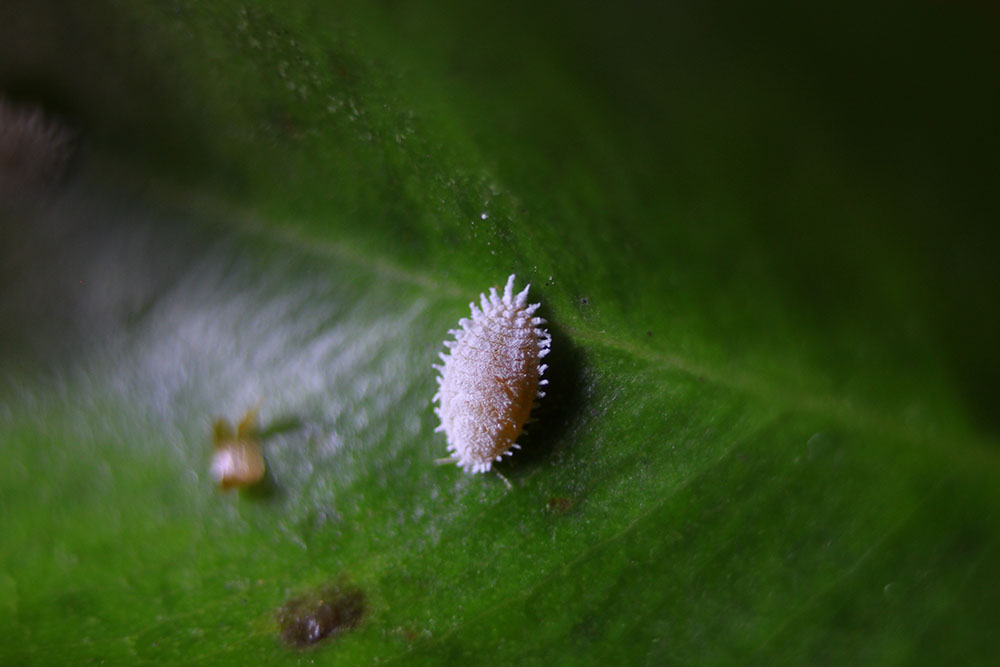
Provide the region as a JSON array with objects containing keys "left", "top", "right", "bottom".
[
  {"left": 580, "top": 297, "right": 589, "bottom": 305},
  {"left": 276, "top": 582, "right": 366, "bottom": 650},
  {"left": 547, "top": 496, "right": 574, "bottom": 513},
  {"left": 273, "top": 112, "right": 299, "bottom": 138}
]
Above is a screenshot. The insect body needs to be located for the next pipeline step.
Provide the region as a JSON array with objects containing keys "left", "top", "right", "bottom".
[
  {"left": 433, "top": 274, "right": 551, "bottom": 474},
  {"left": 210, "top": 408, "right": 266, "bottom": 490}
]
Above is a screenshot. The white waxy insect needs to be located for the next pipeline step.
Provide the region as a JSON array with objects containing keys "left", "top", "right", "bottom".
[
  {"left": 210, "top": 408, "right": 266, "bottom": 490},
  {"left": 0, "top": 95, "right": 77, "bottom": 194},
  {"left": 433, "top": 274, "right": 551, "bottom": 478}
]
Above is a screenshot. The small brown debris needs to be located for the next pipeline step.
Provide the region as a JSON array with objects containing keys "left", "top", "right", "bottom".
[{"left": 547, "top": 496, "right": 574, "bottom": 513}]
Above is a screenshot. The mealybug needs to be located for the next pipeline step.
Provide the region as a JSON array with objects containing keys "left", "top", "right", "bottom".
[
  {"left": 433, "top": 274, "right": 551, "bottom": 478},
  {"left": 0, "top": 95, "right": 77, "bottom": 193},
  {"left": 210, "top": 408, "right": 266, "bottom": 490}
]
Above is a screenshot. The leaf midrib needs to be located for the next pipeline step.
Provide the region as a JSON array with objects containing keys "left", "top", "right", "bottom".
[{"left": 143, "top": 179, "right": 999, "bottom": 461}]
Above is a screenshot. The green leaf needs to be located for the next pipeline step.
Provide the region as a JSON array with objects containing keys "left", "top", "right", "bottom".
[{"left": 2, "top": 1, "right": 998, "bottom": 664}]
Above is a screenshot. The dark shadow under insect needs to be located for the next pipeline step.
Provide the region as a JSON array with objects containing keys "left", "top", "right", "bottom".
[
  {"left": 241, "top": 413, "right": 306, "bottom": 501},
  {"left": 499, "top": 317, "right": 586, "bottom": 479}
]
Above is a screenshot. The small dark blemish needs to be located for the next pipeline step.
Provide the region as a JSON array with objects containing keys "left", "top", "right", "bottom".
[
  {"left": 547, "top": 497, "right": 574, "bottom": 513},
  {"left": 646, "top": 330, "right": 652, "bottom": 337},
  {"left": 580, "top": 297, "right": 589, "bottom": 306},
  {"left": 276, "top": 583, "right": 366, "bottom": 650}
]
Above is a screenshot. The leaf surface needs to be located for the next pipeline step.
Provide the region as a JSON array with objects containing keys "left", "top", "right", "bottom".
[{"left": 1, "top": 1, "right": 998, "bottom": 664}]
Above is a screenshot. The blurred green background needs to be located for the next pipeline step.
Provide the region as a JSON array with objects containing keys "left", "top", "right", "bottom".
[{"left": 1, "top": 1, "right": 998, "bottom": 664}]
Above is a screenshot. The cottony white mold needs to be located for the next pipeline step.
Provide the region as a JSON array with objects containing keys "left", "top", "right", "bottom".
[{"left": 433, "top": 274, "right": 551, "bottom": 475}]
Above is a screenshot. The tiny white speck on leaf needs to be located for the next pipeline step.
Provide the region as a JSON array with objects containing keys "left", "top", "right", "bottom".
[{"left": 433, "top": 274, "right": 551, "bottom": 474}]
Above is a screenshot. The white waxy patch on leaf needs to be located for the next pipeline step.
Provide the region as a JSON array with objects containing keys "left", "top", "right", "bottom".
[{"left": 433, "top": 274, "right": 551, "bottom": 474}]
